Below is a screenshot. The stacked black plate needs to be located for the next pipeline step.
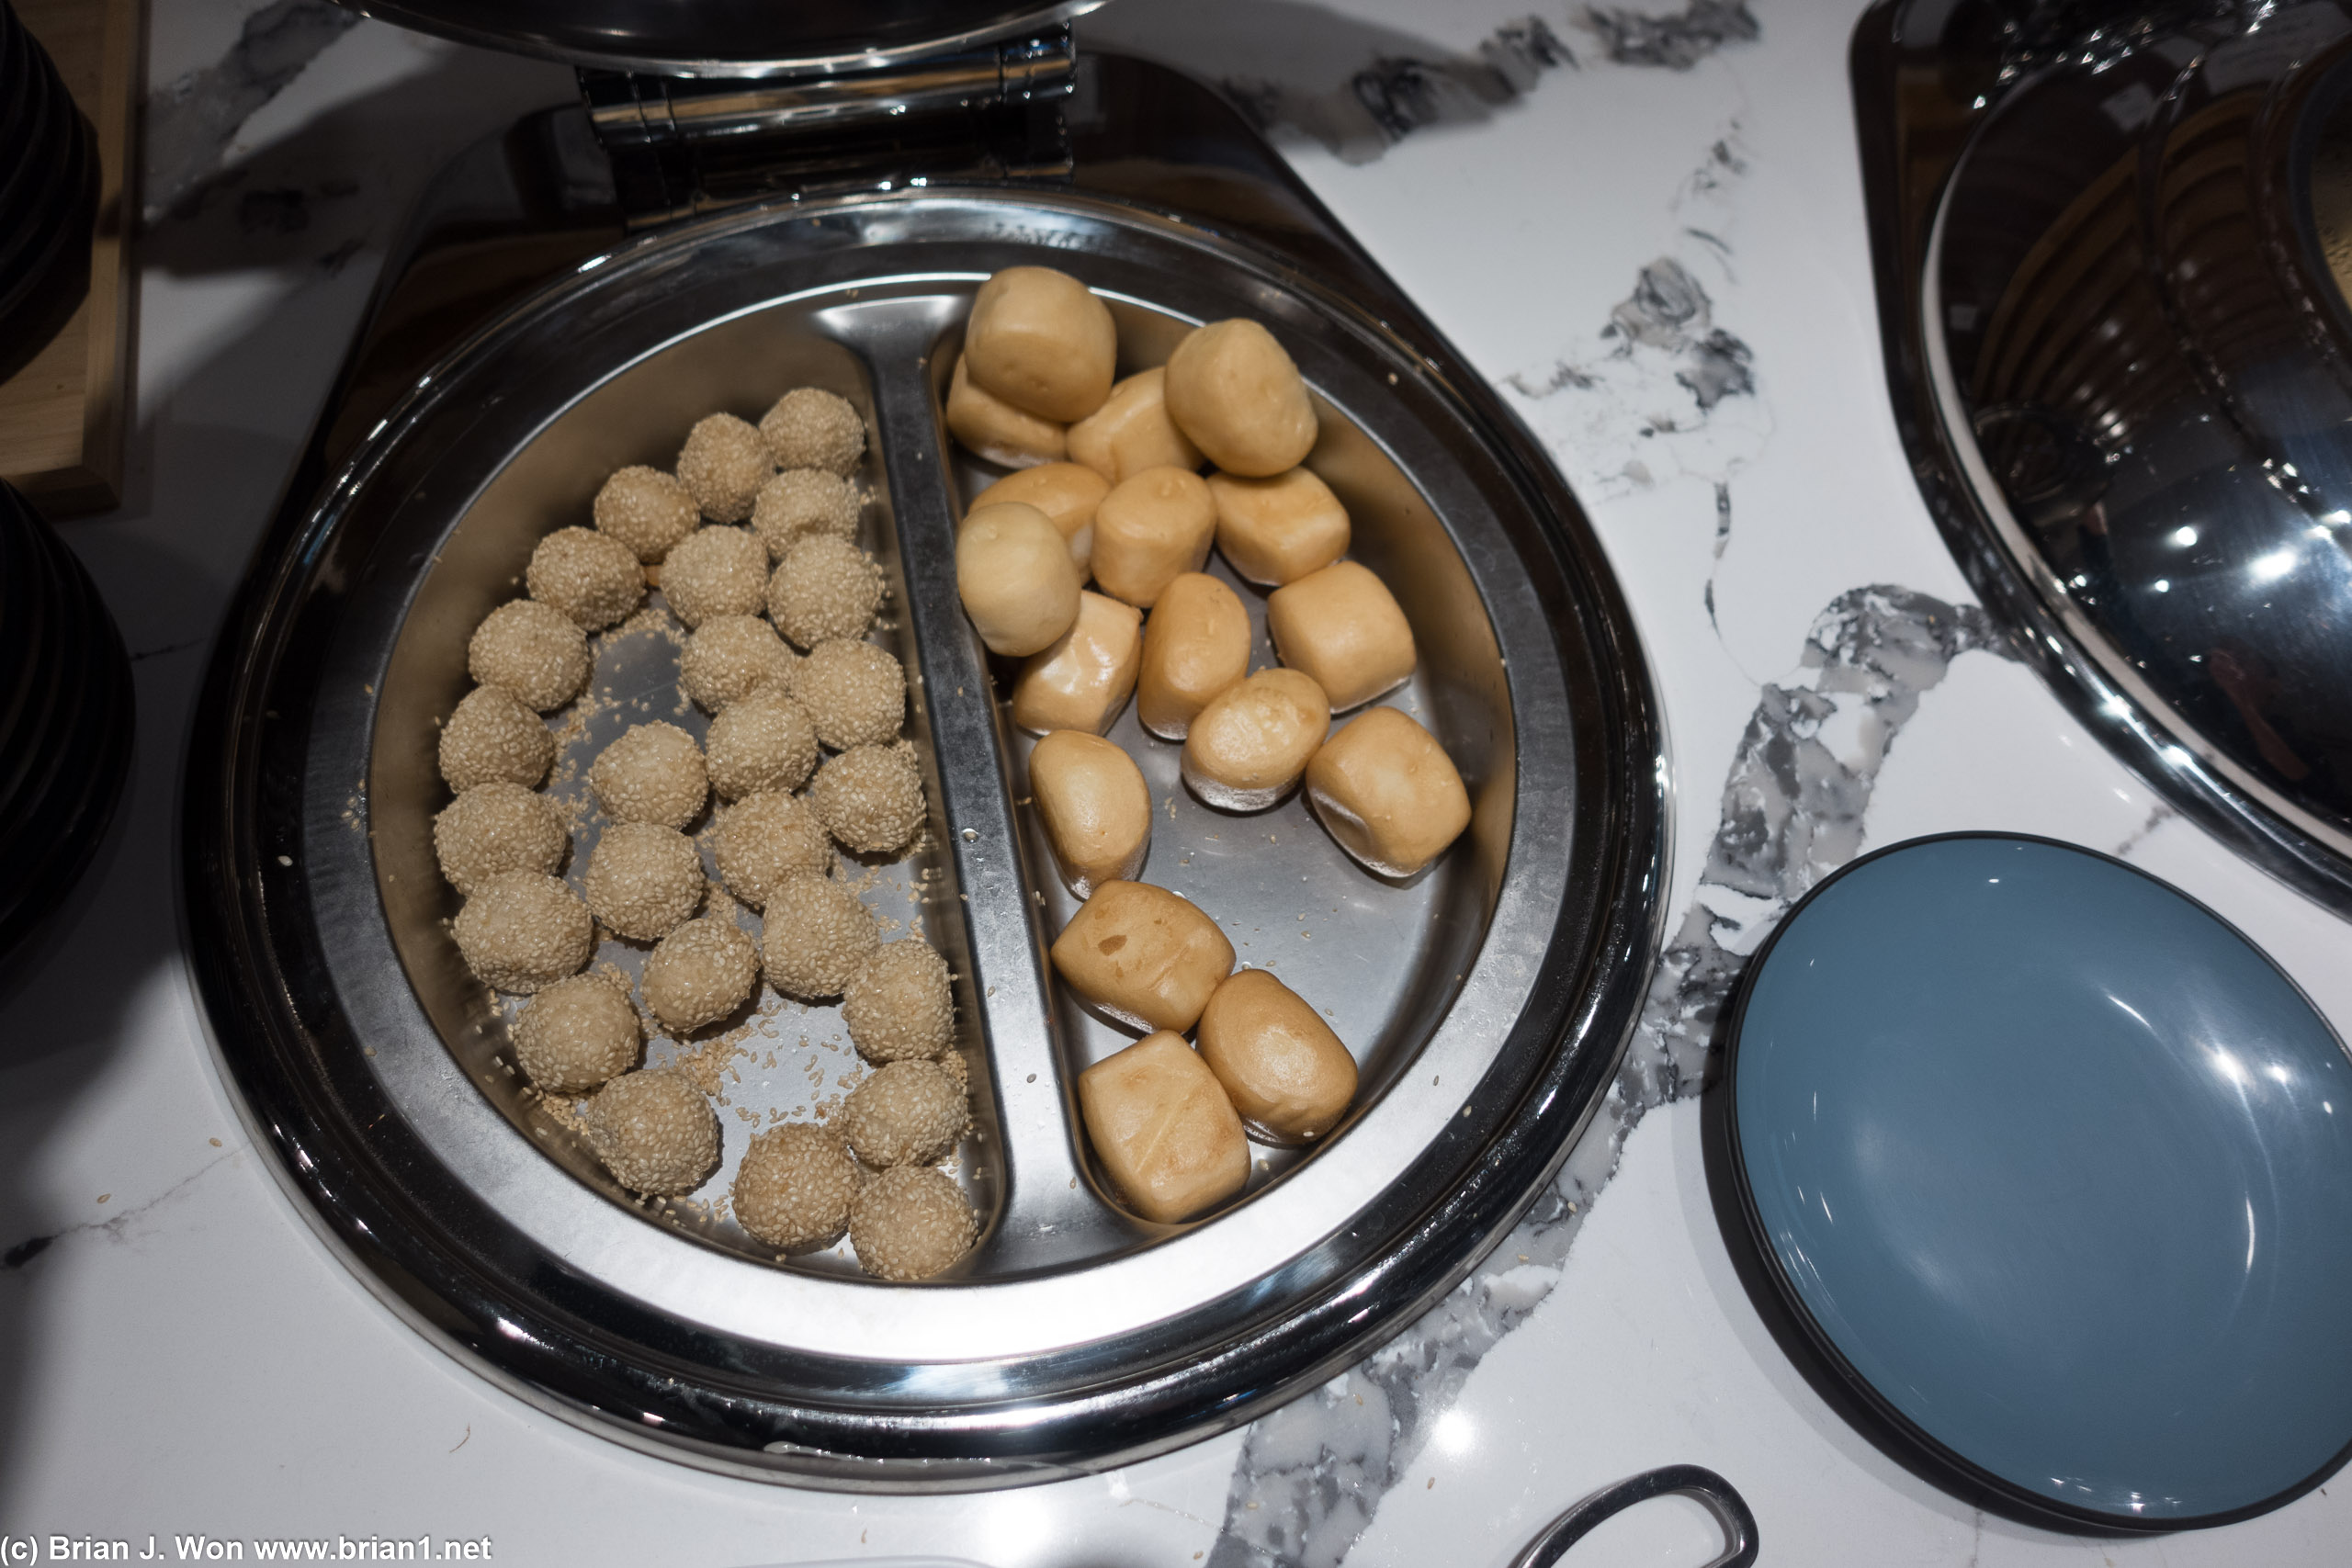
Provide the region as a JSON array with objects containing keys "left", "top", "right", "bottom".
[
  {"left": 0, "top": 479, "right": 131, "bottom": 963},
  {"left": 0, "top": 0, "right": 97, "bottom": 379}
]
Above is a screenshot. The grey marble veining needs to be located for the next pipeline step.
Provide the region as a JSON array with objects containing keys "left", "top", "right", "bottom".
[
  {"left": 1224, "top": 16, "right": 1577, "bottom": 164},
  {"left": 135, "top": 4, "right": 575, "bottom": 296},
  {"left": 1611, "top": 258, "right": 1756, "bottom": 408},
  {"left": 1108, "top": 0, "right": 1763, "bottom": 166},
  {"left": 2113, "top": 801, "right": 2179, "bottom": 859},
  {"left": 1509, "top": 254, "right": 1756, "bottom": 412},
  {"left": 1584, "top": 0, "right": 1761, "bottom": 70},
  {"left": 143, "top": 0, "right": 359, "bottom": 220},
  {"left": 1206, "top": 587, "right": 2018, "bottom": 1568},
  {"left": 1505, "top": 132, "right": 1769, "bottom": 502}
]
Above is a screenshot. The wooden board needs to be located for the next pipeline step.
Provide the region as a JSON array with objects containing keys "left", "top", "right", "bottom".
[{"left": 0, "top": 0, "right": 142, "bottom": 517}]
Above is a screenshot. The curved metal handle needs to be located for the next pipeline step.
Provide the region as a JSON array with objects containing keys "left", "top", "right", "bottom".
[{"left": 1510, "top": 1464, "right": 1758, "bottom": 1568}]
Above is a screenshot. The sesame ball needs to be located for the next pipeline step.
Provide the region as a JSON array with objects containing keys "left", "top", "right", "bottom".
[
  {"left": 639, "top": 916, "right": 760, "bottom": 1036},
  {"left": 589, "top": 722, "right": 707, "bottom": 829},
  {"left": 760, "top": 388, "right": 865, "bottom": 476},
  {"left": 660, "top": 525, "right": 769, "bottom": 629},
  {"left": 582, "top": 821, "right": 704, "bottom": 942},
  {"left": 594, "top": 466, "right": 699, "bottom": 563},
  {"left": 712, "top": 789, "right": 830, "bottom": 908},
  {"left": 752, "top": 468, "right": 860, "bottom": 558},
  {"left": 767, "top": 535, "right": 883, "bottom": 649},
  {"left": 583, "top": 1069, "right": 719, "bottom": 1195},
  {"left": 680, "top": 614, "right": 797, "bottom": 712},
  {"left": 468, "top": 599, "right": 590, "bottom": 712},
  {"left": 841, "top": 1060, "right": 969, "bottom": 1168},
  {"left": 513, "top": 972, "right": 639, "bottom": 1092},
  {"left": 793, "top": 639, "right": 905, "bottom": 750},
  {"left": 526, "top": 525, "right": 645, "bottom": 630},
  {"left": 439, "top": 686, "right": 555, "bottom": 791},
  {"left": 812, "top": 744, "right": 926, "bottom": 855},
  {"left": 676, "top": 413, "right": 772, "bottom": 524},
  {"left": 850, "top": 1165, "right": 976, "bottom": 1281},
  {"left": 733, "top": 1122, "right": 861, "bottom": 1252},
  {"left": 760, "top": 875, "right": 879, "bottom": 999},
  {"left": 433, "top": 782, "right": 568, "bottom": 897},
  {"left": 706, "top": 687, "right": 820, "bottom": 802},
  {"left": 842, "top": 936, "right": 954, "bottom": 1063},
  {"left": 453, "top": 870, "right": 593, "bottom": 994}
]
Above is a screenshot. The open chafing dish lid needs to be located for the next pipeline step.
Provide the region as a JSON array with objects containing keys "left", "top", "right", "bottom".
[
  {"left": 333, "top": 0, "right": 1102, "bottom": 77},
  {"left": 1861, "top": 0, "right": 2352, "bottom": 914}
]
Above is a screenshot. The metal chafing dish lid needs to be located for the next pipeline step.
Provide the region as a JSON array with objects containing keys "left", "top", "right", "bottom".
[
  {"left": 1860, "top": 0, "right": 2352, "bottom": 914},
  {"left": 334, "top": 0, "right": 1102, "bottom": 77}
]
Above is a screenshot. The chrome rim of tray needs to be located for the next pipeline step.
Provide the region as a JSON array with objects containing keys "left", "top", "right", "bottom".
[{"left": 186, "top": 187, "right": 1668, "bottom": 1487}]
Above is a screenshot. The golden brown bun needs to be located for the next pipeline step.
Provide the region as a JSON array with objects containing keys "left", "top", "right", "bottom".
[
  {"left": 1304, "top": 706, "right": 1471, "bottom": 878},
  {"left": 1162, "top": 320, "right": 1317, "bottom": 477},
  {"left": 1012, "top": 591, "right": 1143, "bottom": 736},
  {"left": 1265, "top": 559, "right": 1416, "bottom": 712},
  {"left": 1196, "top": 969, "right": 1357, "bottom": 1142},
  {"left": 1079, "top": 1031, "right": 1249, "bottom": 1222},
  {"left": 1030, "top": 730, "right": 1152, "bottom": 897},
  {"left": 1049, "top": 880, "right": 1234, "bottom": 1033},
  {"left": 1135, "top": 572, "right": 1250, "bottom": 740}
]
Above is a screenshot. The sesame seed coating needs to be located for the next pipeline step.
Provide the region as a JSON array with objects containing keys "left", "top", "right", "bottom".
[
  {"left": 706, "top": 686, "right": 820, "bottom": 802},
  {"left": 733, "top": 1122, "right": 861, "bottom": 1251},
  {"left": 660, "top": 525, "right": 769, "bottom": 629},
  {"left": 713, "top": 789, "right": 831, "bottom": 908},
  {"left": 675, "top": 412, "right": 773, "bottom": 524},
  {"left": 584, "top": 1068, "right": 719, "bottom": 1195},
  {"left": 434, "top": 782, "right": 568, "bottom": 897},
  {"left": 526, "top": 525, "right": 645, "bottom": 630},
  {"left": 589, "top": 722, "right": 707, "bottom": 829},
  {"left": 760, "top": 388, "right": 865, "bottom": 476},
  {"left": 811, "top": 743, "right": 926, "bottom": 855},
  {"left": 454, "top": 871, "right": 593, "bottom": 993},
  {"left": 751, "top": 468, "right": 860, "bottom": 558},
  {"left": 850, "top": 1165, "right": 976, "bottom": 1280},
  {"left": 639, "top": 916, "right": 759, "bottom": 1036},
  {"left": 759, "top": 875, "right": 879, "bottom": 999},
  {"left": 680, "top": 614, "right": 797, "bottom": 712},
  {"left": 793, "top": 638, "right": 905, "bottom": 750},
  {"left": 766, "top": 535, "right": 883, "bottom": 649},
  {"left": 468, "top": 599, "right": 591, "bottom": 712},
  {"left": 582, "top": 821, "right": 704, "bottom": 942},
  {"left": 841, "top": 1060, "right": 969, "bottom": 1168},
  {"left": 512, "top": 972, "right": 639, "bottom": 1093},
  {"left": 594, "top": 466, "right": 699, "bottom": 563},
  {"left": 842, "top": 935, "right": 954, "bottom": 1064},
  {"left": 439, "top": 686, "right": 555, "bottom": 791}
]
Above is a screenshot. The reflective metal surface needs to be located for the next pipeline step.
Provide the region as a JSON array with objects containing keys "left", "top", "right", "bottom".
[
  {"left": 1857, "top": 0, "right": 2352, "bottom": 914},
  {"left": 582, "top": 32, "right": 1074, "bottom": 141},
  {"left": 579, "top": 31, "right": 1078, "bottom": 227},
  {"left": 184, "top": 58, "right": 1668, "bottom": 1485},
  {"left": 1510, "top": 1465, "right": 1758, "bottom": 1568},
  {"left": 336, "top": 0, "right": 1100, "bottom": 78},
  {"left": 1728, "top": 834, "right": 2352, "bottom": 1529}
]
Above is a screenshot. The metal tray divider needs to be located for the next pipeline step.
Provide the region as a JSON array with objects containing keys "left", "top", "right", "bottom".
[{"left": 823, "top": 296, "right": 1128, "bottom": 1270}]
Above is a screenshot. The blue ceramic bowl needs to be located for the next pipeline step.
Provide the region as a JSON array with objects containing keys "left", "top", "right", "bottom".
[{"left": 1728, "top": 834, "right": 2352, "bottom": 1527}]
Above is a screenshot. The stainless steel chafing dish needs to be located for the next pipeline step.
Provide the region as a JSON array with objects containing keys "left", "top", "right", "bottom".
[
  {"left": 1859, "top": 0, "right": 2352, "bottom": 914},
  {"left": 186, "top": 4, "right": 1668, "bottom": 1487}
]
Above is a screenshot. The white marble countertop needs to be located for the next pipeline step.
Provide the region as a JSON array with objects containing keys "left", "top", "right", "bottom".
[{"left": 8, "top": 0, "right": 2352, "bottom": 1563}]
